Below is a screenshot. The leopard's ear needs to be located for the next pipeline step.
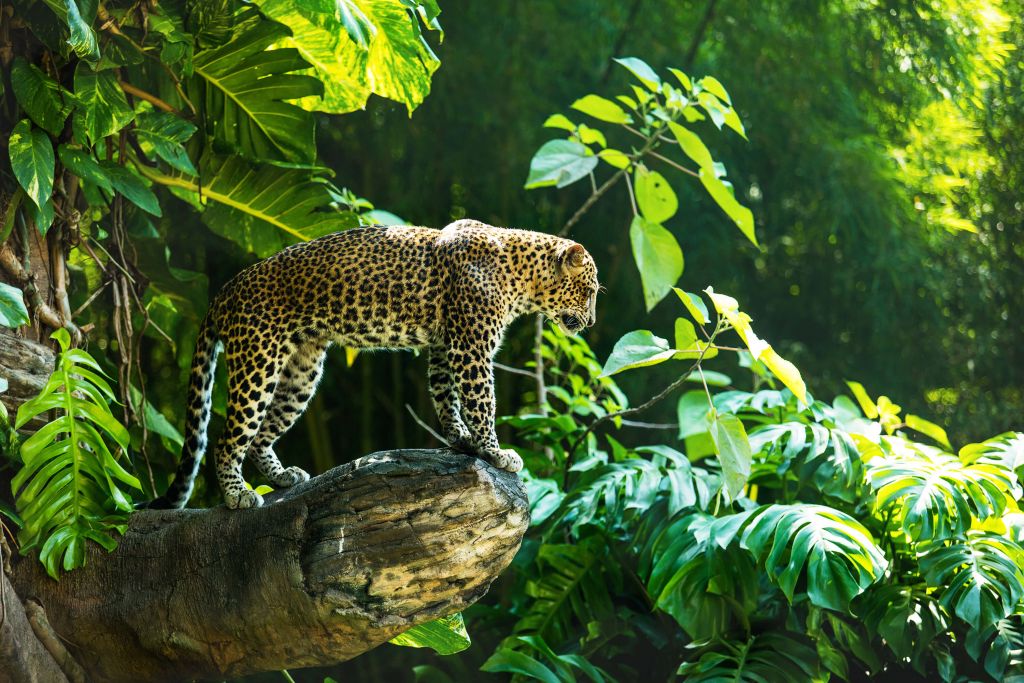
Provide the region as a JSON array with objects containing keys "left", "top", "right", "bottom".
[{"left": 556, "top": 243, "right": 587, "bottom": 274}]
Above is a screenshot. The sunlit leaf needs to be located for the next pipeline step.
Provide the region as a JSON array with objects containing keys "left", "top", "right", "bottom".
[
  {"left": 524, "top": 139, "right": 597, "bottom": 190},
  {"left": 8, "top": 119, "right": 54, "bottom": 211},
  {"left": 614, "top": 56, "right": 660, "bottom": 91},
  {"left": 673, "top": 288, "right": 710, "bottom": 325},
  {"left": 699, "top": 167, "right": 756, "bottom": 246},
  {"left": 600, "top": 330, "right": 676, "bottom": 377},
  {"left": 0, "top": 282, "right": 30, "bottom": 329},
  {"left": 389, "top": 613, "right": 471, "bottom": 654},
  {"left": 630, "top": 216, "right": 683, "bottom": 311},
  {"left": 710, "top": 412, "right": 752, "bottom": 501},
  {"left": 634, "top": 167, "right": 678, "bottom": 223},
  {"left": 72, "top": 64, "right": 134, "bottom": 144},
  {"left": 571, "top": 94, "right": 632, "bottom": 124}
]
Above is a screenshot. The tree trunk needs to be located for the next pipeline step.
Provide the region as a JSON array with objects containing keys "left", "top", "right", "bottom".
[{"left": 3, "top": 449, "right": 529, "bottom": 682}]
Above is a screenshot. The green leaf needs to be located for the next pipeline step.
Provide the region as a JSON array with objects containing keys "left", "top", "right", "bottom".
[
  {"left": 101, "top": 163, "right": 162, "bottom": 216},
  {"left": 674, "top": 318, "right": 697, "bottom": 350},
  {"left": 134, "top": 112, "right": 197, "bottom": 175},
  {"left": 667, "top": 121, "right": 713, "bottom": 171},
  {"left": 58, "top": 145, "right": 112, "bottom": 193},
  {"left": 919, "top": 532, "right": 1024, "bottom": 626},
  {"left": 600, "top": 330, "right": 676, "bottom": 377},
  {"left": 8, "top": 120, "right": 54, "bottom": 210},
  {"left": 867, "top": 440, "right": 1016, "bottom": 542},
  {"left": 845, "top": 380, "right": 878, "bottom": 419},
  {"left": 252, "top": 0, "right": 440, "bottom": 114},
  {"left": 64, "top": 0, "right": 100, "bottom": 61},
  {"left": 614, "top": 57, "right": 661, "bottom": 91},
  {"left": 0, "top": 282, "right": 30, "bottom": 328},
  {"left": 710, "top": 412, "right": 752, "bottom": 502},
  {"left": 673, "top": 288, "right": 709, "bottom": 324},
  {"left": 905, "top": 414, "right": 952, "bottom": 450},
  {"left": 389, "top": 613, "right": 471, "bottom": 654},
  {"left": 679, "top": 631, "right": 821, "bottom": 682},
  {"left": 761, "top": 348, "right": 808, "bottom": 406},
  {"left": 570, "top": 94, "right": 632, "bottom": 124},
  {"left": 575, "top": 124, "right": 605, "bottom": 148},
  {"left": 10, "top": 58, "right": 73, "bottom": 137},
  {"left": 524, "top": 140, "right": 597, "bottom": 190},
  {"left": 668, "top": 67, "right": 691, "bottom": 91},
  {"left": 698, "top": 76, "right": 732, "bottom": 104},
  {"left": 13, "top": 330, "right": 138, "bottom": 577},
  {"left": 634, "top": 167, "right": 678, "bottom": 223},
  {"left": 543, "top": 113, "right": 575, "bottom": 131},
  {"left": 512, "top": 539, "right": 614, "bottom": 647},
  {"left": 597, "top": 148, "right": 630, "bottom": 169},
  {"left": 72, "top": 64, "right": 134, "bottom": 144},
  {"left": 138, "top": 153, "right": 358, "bottom": 257},
  {"left": 190, "top": 11, "right": 321, "bottom": 162},
  {"left": 678, "top": 391, "right": 711, "bottom": 439},
  {"left": 336, "top": 0, "right": 376, "bottom": 49},
  {"left": 629, "top": 216, "right": 683, "bottom": 311},
  {"left": 699, "top": 167, "right": 756, "bottom": 246},
  {"left": 481, "top": 649, "right": 561, "bottom": 683},
  {"left": 741, "top": 504, "right": 887, "bottom": 611}
]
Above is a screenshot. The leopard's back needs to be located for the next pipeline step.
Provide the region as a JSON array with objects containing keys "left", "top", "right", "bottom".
[{"left": 212, "top": 225, "right": 446, "bottom": 350}]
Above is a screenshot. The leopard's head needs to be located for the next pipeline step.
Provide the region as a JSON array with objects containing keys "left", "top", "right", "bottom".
[{"left": 539, "top": 241, "right": 599, "bottom": 335}]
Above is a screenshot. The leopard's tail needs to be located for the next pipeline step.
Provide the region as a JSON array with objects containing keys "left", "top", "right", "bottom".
[{"left": 145, "top": 314, "right": 221, "bottom": 509}]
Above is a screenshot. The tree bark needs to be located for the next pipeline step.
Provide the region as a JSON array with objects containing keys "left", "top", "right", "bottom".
[
  {"left": 0, "top": 329, "right": 55, "bottom": 424},
  {"left": 4, "top": 449, "right": 529, "bottom": 682}
]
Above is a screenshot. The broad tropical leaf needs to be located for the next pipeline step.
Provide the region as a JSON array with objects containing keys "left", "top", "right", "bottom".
[
  {"left": 190, "top": 11, "right": 322, "bottom": 162},
  {"left": 12, "top": 329, "right": 140, "bottom": 578},
  {"left": 513, "top": 538, "right": 615, "bottom": 647},
  {"left": 678, "top": 631, "right": 821, "bottom": 682},
  {"left": 137, "top": 153, "right": 358, "bottom": 257},
  {"left": 10, "top": 58, "right": 73, "bottom": 137},
  {"left": 8, "top": 119, "right": 54, "bottom": 211},
  {"left": 389, "top": 613, "right": 470, "bottom": 654},
  {"left": 252, "top": 0, "right": 441, "bottom": 114},
  {"left": 629, "top": 216, "right": 683, "bottom": 311},
  {"left": 72, "top": 63, "right": 134, "bottom": 144},
  {"left": 918, "top": 531, "right": 1024, "bottom": 628},
  {"left": 0, "top": 282, "right": 30, "bottom": 329},
  {"left": 867, "top": 437, "right": 1018, "bottom": 542},
  {"left": 741, "top": 504, "right": 887, "bottom": 611}
]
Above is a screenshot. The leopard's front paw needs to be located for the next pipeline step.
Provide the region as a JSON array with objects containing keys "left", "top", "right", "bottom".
[
  {"left": 224, "top": 487, "right": 264, "bottom": 510},
  {"left": 484, "top": 448, "right": 523, "bottom": 473},
  {"left": 270, "top": 466, "right": 310, "bottom": 488},
  {"left": 446, "top": 427, "right": 476, "bottom": 453}
]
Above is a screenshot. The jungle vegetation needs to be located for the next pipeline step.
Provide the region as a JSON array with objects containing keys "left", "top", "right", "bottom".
[{"left": 1, "top": 0, "right": 1023, "bottom": 681}]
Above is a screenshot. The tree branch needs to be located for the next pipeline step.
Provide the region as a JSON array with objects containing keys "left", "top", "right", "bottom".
[{"left": 7, "top": 450, "right": 529, "bottom": 683}]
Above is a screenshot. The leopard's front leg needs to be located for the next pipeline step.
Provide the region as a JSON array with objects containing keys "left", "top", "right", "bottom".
[
  {"left": 446, "top": 338, "right": 523, "bottom": 474},
  {"left": 427, "top": 342, "right": 474, "bottom": 450}
]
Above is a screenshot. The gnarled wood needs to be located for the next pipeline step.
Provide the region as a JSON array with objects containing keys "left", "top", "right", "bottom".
[{"left": 6, "top": 449, "right": 529, "bottom": 683}]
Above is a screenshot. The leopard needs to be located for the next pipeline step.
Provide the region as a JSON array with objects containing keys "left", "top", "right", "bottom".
[{"left": 147, "top": 219, "right": 599, "bottom": 509}]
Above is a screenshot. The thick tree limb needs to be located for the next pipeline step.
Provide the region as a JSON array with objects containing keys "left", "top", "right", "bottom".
[
  {"left": 0, "top": 572, "right": 71, "bottom": 683},
  {"left": 0, "top": 330, "right": 55, "bottom": 422},
  {"left": 7, "top": 450, "right": 529, "bottom": 682}
]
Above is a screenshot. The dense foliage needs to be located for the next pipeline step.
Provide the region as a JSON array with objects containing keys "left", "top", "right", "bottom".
[{"left": 2, "top": 0, "right": 1024, "bottom": 681}]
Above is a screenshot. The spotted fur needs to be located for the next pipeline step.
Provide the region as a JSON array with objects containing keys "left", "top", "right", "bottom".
[{"left": 148, "top": 220, "right": 599, "bottom": 509}]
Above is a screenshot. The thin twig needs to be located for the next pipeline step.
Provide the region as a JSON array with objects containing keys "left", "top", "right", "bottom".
[
  {"left": 404, "top": 403, "right": 449, "bottom": 446},
  {"left": 619, "top": 419, "right": 677, "bottom": 430},
  {"left": 118, "top": 80, "right": 178, "bottom": 114},
  {"left": 648, "top": 150, "right": 700, "bottom": 178},
  {"left": 557, "top": 169, "right": 627, "bottom": 237},
  {"left": 494, "top": 361, "right": 535, "bottom": 379},
  {"left": 623, "top": 171, "right": 638, "bottom": 215},
  {"left": 563, "top": 333, "right": 719, "bottom": 477}
]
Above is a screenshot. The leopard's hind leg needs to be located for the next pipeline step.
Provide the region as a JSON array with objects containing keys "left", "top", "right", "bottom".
[
  {"left": 248, "top": 339, "right": 328, "bottom": 487},
  {"left": 215, "top": 337, "right": 283, "bottom": 509}
]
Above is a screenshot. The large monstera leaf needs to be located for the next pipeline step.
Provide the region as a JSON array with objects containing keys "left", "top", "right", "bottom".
[
  {"left": 12, "top": 329, "right": 140, "bottom": 578},
  {"left": 191, "top": 10, "right": 322, "bottom": 162},
  {"left": 918, "top": 531, "right": 1024, "bottom": 628},
  {"left": 678, "top": 631, "right": 822, "bottom": 682},
  {"left": 138, "top": 153, "right": 357, "bottom": 257},
  {"left": 867, "top": 437, "right": 1019, "bottom": 542},
  {"left": 252, "top": 0, "right": 441, "bottom": 113},
  {"left": 741, "top": 504, "right": 887, "bottom": 612}
]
